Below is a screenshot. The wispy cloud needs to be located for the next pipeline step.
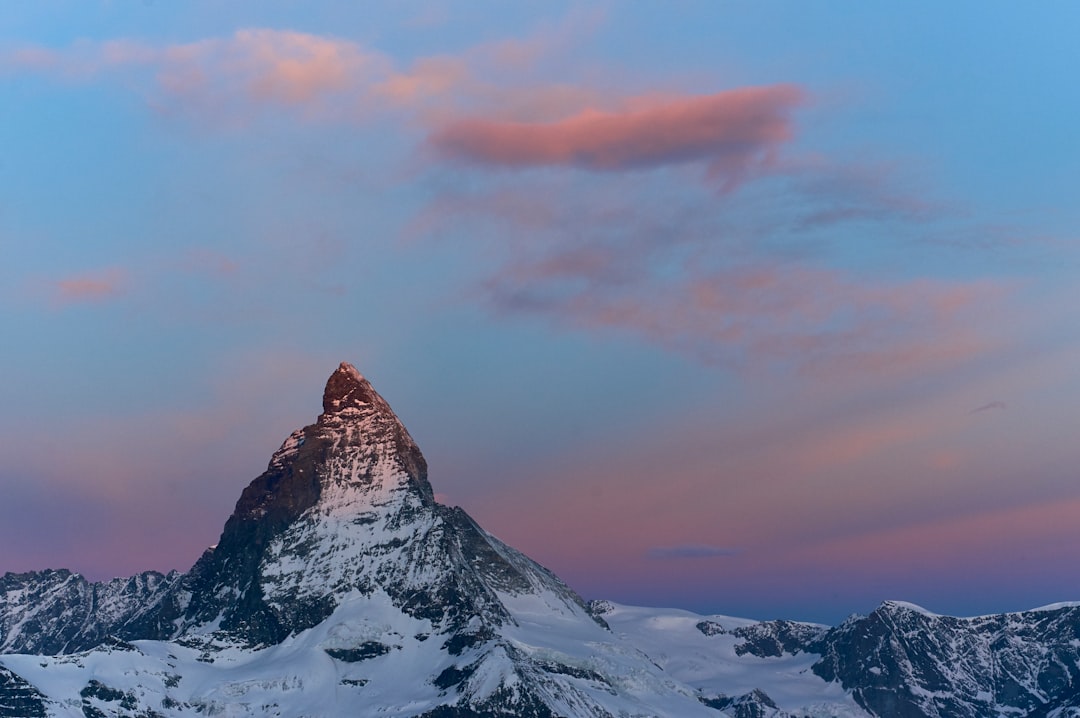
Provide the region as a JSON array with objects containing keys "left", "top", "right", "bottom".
[
  {"left": 646, "top": 545, "right": 743, "bottom": 560},
  {"left": 5, "top": 30, "right": 392, "bottom": 125},
  {"left": 970, "top": 400, "right": 1006, "bottom": 414},
  {"left": 428, "top": 175, "right": 1008, "bottom": 376},
  {"left": 483, "top": 260, "right": 1001, "bottom": 375},
  {"left": 1, "top": 16, "right": 609, "bottom": 128},
  {"left": 51, "top": 268, "right": 128, "bottom": 305},
  {"left": 781, "top": 158, "right": 947, "bottom": 230},
  {"left": 7, "top": 24, "right": 1014, "bottom": 378}
]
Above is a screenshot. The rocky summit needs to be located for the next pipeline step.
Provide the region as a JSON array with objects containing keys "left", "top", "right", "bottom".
[{"left": 1, "top": 364, "right": 1078, "bottom": 717}]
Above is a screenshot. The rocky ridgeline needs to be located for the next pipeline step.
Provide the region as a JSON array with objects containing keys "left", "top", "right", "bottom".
[
  {"left": 812, "top": 601, "right": 1080, "bottom": 718},
  {"left": 1, "top": 364, "right": 1078, "bottom": 718},
  {"left": 0, "top": 569, "right": 181, "bottom": 655}
]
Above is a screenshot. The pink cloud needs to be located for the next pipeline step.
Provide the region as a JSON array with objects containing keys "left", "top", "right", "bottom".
[
  {"left": 159, "top": 29, "right": 381, "bottom": 108},
  {"left": 402, "top": 7, "right": 610, "bottom": 122},
  {"left": 413, "top": 316, "right": 1080, "bottom": 611},
  {"left": 52, "top": 268, "right": 127, "bottom": 305},
  {"left": 446, "top": 310, "right": 1080, "bottom": 612},
  {"left": 408, "top": 164, "right": 1009, "bottom": 377},
  {"left": 484, "top": 261, "right": 1003, "bottom": 376},
  {"left": 376, "top": 55, "right": 469, "bottom": 104},
  {"left": 428, "top": 86, "right": 804, "bottom": 184},
  {"left": 5, "top": 19, "right": 612, "bottom": 129},
  {"left": 456, "top": 393, "right": 1055, "bottom": 608},
  {"left": 789, "top": 497, "right": 1080, "bottom": 578},
  {"left": 6, "top": 30, "right": 390, "bottom": 125},
  {"left": 142, "top": 30, "right": 392, "bottom": 126},
  {"left": 482, "top": 7, "right": 606, "bottom": 70}
]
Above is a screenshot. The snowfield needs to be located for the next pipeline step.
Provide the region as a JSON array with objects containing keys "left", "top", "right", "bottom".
[
  {"left": 2, "top": 596, "right": 871, "bottom": 717},
  {"left": 4, "top": 364, "right": 1079, "bottom": 718}
]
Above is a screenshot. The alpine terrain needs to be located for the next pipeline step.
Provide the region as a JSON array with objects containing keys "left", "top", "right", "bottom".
[{"left": 1, "top": 364, "right": 1078, "bottom": 717}]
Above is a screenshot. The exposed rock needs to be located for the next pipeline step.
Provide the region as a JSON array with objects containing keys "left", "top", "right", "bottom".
[
  {"left": 0, "top": 364, "right": 651, "bottom": 716},
  {"left": 731, "top": 619, "right": 826, "bottom": 657},
  {"left": 3, "top": 363, "right": 1080, "bottom": 718},
  {"left": 812, "top": 600, "right": 1080, "bottom": 718},
  {"left": 0, "top": 664, "right": 47, "bottom": 718},
  {"left": 0, "top": 569, "right": 181, "bottom": 654}
]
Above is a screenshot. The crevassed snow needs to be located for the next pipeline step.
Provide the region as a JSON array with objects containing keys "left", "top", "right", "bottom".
[
  {"left": 599, "top": 602, "right": 870, "bottom": 718},
  {"left": 0, "top": 596, "right": 876, "bottom": 718}
]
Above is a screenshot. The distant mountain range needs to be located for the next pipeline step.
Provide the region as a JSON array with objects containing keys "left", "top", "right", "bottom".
[{"left": 2, "top": 363, "right": 1078, "bottom": 717}]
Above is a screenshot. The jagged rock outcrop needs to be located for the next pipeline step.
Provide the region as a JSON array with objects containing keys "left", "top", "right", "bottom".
[
  {"left": 812, "top": 600, "right": 1080, "bottom": 718},
  {"left": 0, "top": 364, "right": 718, "bottom": 717},
  {"left": 695, "top": 617, "right": 826, "bottom": 658},
  {"left": 174, "top": 361, "right": 439, "bottom": 646},
  {"left": 0, "top": 568, "right": 181, "bottom": 654},
  {"left": 700, "top": 689, "right": 788, "bottom": 718},
  {"left": 0, "top": 665, "right": 46, "bottom": 718},
  {"left": 1, "top": 364, "right": 1078, "bottom": 718},
  {"left": 172, "top": 363, "right": 599, "bottom": 654}
]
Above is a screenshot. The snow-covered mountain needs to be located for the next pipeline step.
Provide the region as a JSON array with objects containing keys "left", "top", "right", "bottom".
[
  {"left": 812, "top": 600, "right": 1080, "bottom": 718},
  {"left": 0, "top": 363, "right": 1077, "bottom": 717},
  {"left": 0, "top": 569, "right": 181, "bottom": 655}
]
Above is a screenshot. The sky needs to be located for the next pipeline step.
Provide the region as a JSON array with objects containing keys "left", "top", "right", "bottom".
[{"left": 2, "top": 1, "right": 1079, "bottom": 625}]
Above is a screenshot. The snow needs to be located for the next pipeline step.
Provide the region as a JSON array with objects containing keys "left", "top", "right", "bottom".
[
  {"left": 0, "top": 587, "right": 877, "bottom": 717},
  {"left": 600, "top": 602, "right": 869, "bottom": 717},
  {"left": 1029, "top": 602, "right": 1080, "bottom": 613},
  {"left": 268, "top": 428, "right": 306, "bottom": 469},
  {"left": 0, "top": 367, "right": 874, "bottom": 717},
  {"left": 880, "top": 600, "right": 942, "bottom": 617}
]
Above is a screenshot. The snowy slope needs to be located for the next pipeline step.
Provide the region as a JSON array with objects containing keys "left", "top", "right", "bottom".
[
  {"left": 0, "top": 364, "right": 765, "bottom": 716},
  {"left": 2, "top": 363, "right": 1079, "bottom": 718},
  {"left": 594, "top": 602, "right": 867, "bottom": 717},
  {"left": 0, "top": 595, "right": 866, "bottom": 718}
]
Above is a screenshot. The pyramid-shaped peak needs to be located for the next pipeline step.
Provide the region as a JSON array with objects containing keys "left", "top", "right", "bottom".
[{"left": 322, "top": 361, "right": 380, "bottom": 414}]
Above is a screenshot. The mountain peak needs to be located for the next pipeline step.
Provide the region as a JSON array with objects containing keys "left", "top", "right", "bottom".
[{"left": 322, "top": 361, "right": 379, "bottom": 415}]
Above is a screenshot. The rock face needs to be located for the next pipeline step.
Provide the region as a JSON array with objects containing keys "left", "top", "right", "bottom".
[
  {"left": 1, "top": 363, "right": 1078, "bottom": 718},
  {"left": 0, "top": 665, "right": 46, "bottom": 718},
  {"left": 172, "top": 364, "right": 601, "bottom": 656},
  {"left": 0, "top": 569, "right": 181, "bottom": 654},
  {"left": 0, "top": 364, "right": 721, "bottom": 717},
  {"left": 176, "top": 361, "right": 441, "bottom": 648},
  {"left": 695, "top": 617, "right": 825, "bottom": 658},
  {"left": 811, "top": 600, "right": 1080, "bottom": 718}
]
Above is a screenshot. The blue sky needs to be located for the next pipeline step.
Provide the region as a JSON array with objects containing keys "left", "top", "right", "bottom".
[{"left": 2, "top": 1, "right": 1079, "bottom": 623}]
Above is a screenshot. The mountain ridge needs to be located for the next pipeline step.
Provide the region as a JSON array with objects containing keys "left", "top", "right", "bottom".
[{"left": 1, "top": 363, "right": 1077, "bottom": 718}]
